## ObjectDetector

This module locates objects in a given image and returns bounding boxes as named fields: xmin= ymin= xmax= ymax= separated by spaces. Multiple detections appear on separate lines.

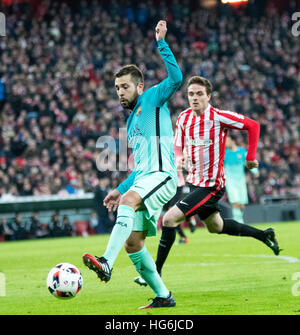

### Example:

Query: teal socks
xmin=103 ymin=205 xmax=135 ymax=269
xmin=103 ymin=205 xmax=170 ymax=299
xmin=129 ymin=246 xmax=169 ymax=298
xmin=232 ymin=207 xmax=245 ymax=224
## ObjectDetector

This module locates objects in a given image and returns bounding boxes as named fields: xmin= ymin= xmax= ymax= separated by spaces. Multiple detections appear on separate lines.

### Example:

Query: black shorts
xmin=176 ymin=184 xmax=225 ymax=220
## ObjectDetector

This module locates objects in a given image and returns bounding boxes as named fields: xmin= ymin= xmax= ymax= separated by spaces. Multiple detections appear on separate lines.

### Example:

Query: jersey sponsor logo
xmin=136 ymin=106 xmax=141 ymax=117
xmin=187 ymin=138 xmax=213 ymax=146
xmin=128 ymin=124 xmax=143 ymax=143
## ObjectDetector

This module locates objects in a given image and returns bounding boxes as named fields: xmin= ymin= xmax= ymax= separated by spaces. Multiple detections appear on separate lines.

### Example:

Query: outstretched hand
xmin=175 ymin=156 xmax=185 ymax=171
xmin=155 ymin=20 xmax=167 ymax=41
xmin=246 ymin=160 xmax=259 ymax=169
xmin=103 ymin=189 xmax=121 ymax=212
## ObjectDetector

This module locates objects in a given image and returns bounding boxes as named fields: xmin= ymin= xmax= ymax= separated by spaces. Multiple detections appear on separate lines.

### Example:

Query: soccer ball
xmin=47 ymin=263 xmax=83 ymax=299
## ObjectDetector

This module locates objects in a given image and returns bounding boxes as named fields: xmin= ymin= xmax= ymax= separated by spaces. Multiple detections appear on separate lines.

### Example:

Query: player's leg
xmin=202 ymin=211 xmax=223 ymax=233
xmin=239 ymin=204 xmax=246 ymax=223
xmin=125 ymin=172 xmax=177 ymax=306
xmin=232 ymin=203 xmax=245 ymax=223
xmin=155 ymin=185 xmax=219 ymax=276
xmin=125 ymin=231 xmax=172 ymax=301
xmin=82 ymin=190 xmax=142 ymax=281
xmin=180 ymin=186 xmax=281 ymax=255
xmin=166 ymin=187 xmax=188 ymax=243
xmin=155 ymin=205 xmax=186 ymax=275
xmin=101 ymin=190 xmax=142 ymax=268
xmin=124 ymin=211 xmax=175 ymax=308
xmin=226 ymin=180 xmax=248 ymax=224
xmin=203 ymin=211 xmax=281 ymax=255
xmin=188 ymin=216 xmax=197 ymax=233
xmin=176 ymin=224 xmax=189 ymax=244
xmin=134 ymin=204 xmax=185 ymax=287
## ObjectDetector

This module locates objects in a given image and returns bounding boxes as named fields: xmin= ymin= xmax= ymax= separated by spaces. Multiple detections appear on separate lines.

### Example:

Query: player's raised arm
xmin=103 ymin=169 xmax=137 ymax=212
xmin=116 ymin=169 xmax=137 ymax=195
xmin=242 ymin=117 xmax=260 ymax=168
xmin=218 ymin=110 xmax=260 ymax=169
xmin=154 ymin=20 xmax=183 ymax=106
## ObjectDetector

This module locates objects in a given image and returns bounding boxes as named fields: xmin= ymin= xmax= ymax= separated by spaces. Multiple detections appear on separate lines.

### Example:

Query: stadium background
xmin=0 ymin=0 xmax=299 ymax=240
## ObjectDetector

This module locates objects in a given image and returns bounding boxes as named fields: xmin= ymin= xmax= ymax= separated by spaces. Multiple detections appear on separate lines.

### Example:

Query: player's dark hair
xmin=187 ymin=76 xmax=213 ymax=96
xmin=115 ymin=64 xmax=144 ymax=85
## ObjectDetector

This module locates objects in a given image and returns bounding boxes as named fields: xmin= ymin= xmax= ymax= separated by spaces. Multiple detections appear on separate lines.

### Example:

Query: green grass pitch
xmin=0 ymin=221 xmax=300 ymax=315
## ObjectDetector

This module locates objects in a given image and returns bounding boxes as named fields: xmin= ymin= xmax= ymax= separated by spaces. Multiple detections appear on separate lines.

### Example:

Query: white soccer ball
xmin=47 ymin=263 xmax=83 ymax=299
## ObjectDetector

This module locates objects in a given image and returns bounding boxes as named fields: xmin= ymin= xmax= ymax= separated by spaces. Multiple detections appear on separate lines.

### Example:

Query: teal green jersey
xmin=224 ymin=147 xmax=247 ymax=182
xmin=117 ymin=38 xmax=182 ymax=194
xmin=225 ymin=147 xmax=251 ymax=204
xmin=224 ymin=147 xmax=258 ymax=182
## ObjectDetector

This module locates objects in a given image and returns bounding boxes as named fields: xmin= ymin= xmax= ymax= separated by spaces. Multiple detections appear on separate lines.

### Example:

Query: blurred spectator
xmin=93 ymin=177 xmax=113 ymax=233
xmin=36 ymin=222 xmax=50 ymax=239
xmin=0 ymin=217 xmax=14 ymax=241
xmin=89 ymin=209 xmax=98 ymax=230
xmin=27 ymin=212 xmax=40 ymax=239
xmin=10 ymin=214 xmax=27 ymax=240
xmin=49 ymin=211 xmax=65 ymax=237
xmin=49 ymin=212 xmax=75 ymax=237
xmin=62 ymin=215 xmax=75 ymax=237
xmin=0 ymin=218 xmax=3 ymax=239
xmin=0 ymin=76 xmax=5 ymax=110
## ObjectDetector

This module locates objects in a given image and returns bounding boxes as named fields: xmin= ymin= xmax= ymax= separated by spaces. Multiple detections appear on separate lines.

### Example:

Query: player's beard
xmin=120 ymin=91 xmax=139 ymax=110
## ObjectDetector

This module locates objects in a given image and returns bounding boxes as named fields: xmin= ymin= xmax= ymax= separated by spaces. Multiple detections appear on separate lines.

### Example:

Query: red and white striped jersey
xmin=174 ymin=103 xmax=254 ymax=188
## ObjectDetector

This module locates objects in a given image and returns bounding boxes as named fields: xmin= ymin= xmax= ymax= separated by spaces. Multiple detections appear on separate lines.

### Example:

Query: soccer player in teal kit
xmin=224 ymin=134 xmax=259 ymax=224
xmin=82 ymin=21 xmax=182 ymax=309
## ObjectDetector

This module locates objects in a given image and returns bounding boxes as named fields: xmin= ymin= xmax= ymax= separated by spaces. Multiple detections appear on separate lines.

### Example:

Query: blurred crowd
xmin=0 ymin=209 xmax=108 ymax=241
xmin=0 ymin=0 xmax=299 ymax=206
xmin=0 ymin=211 xmax=74 ymax=241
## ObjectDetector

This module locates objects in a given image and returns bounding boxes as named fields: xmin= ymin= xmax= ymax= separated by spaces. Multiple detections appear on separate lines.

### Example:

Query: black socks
xmin=155 ymin=220 xmax=266 ymax=277
xmin=221 ymin=219 xmax=266 ymax=242
xmin=155 ymin=226 xmax=177 ymax=275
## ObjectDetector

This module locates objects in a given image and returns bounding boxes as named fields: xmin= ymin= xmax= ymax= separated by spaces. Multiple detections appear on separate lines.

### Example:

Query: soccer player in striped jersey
xmin=83 ymin=21 xmax=182 ymax=309
xmin=135 ymin=76 xmax=281 ymax=286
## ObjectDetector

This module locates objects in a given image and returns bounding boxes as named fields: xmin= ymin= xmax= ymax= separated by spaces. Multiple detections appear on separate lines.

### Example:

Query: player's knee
xmin=205 ymin=219 xmax=223 ymax=234
xmin=124 ymin=240 xmax=143 ymax=254
xmin=162 ymin=213 xmax=178 ymax=228
xmin=120 ymin=191 xmax=141 ymax=211
xmin=207 ymin=224 xmax=221 ymax=234
xmin=204 ymin=212 xmax=223 ymax=234
xmin=163 ymin=206 xmax=185 ymax=228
